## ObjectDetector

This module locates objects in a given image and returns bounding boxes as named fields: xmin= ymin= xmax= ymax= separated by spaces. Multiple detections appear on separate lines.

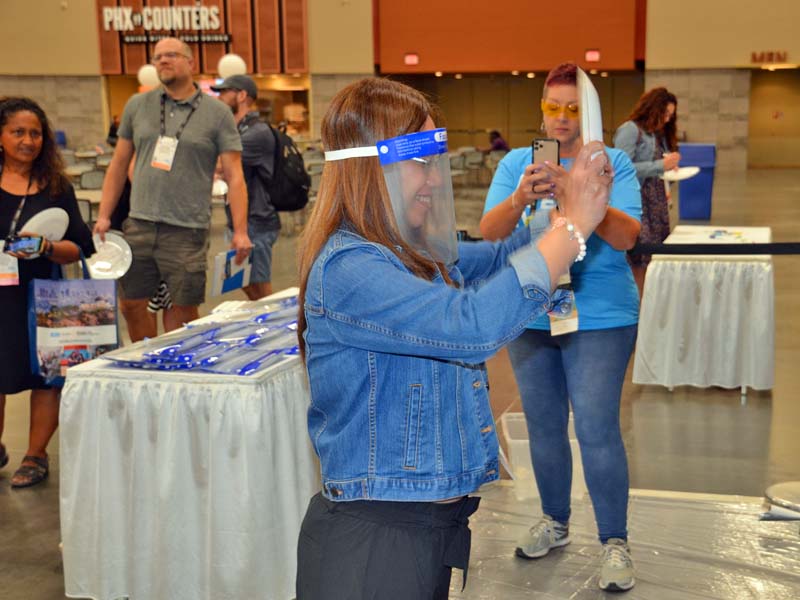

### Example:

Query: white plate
xmin=18 ymin=208 xmax=69 ymax=241
xmin=87 ymin=232 xmax=132 ymax=279
xmin=578 ymin=68 xmax=603 ymax=146
xmin=662 ymin=166 xmax=700 ymax=182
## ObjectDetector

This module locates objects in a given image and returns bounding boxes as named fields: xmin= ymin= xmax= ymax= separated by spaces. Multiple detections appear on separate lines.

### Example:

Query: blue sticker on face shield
xmin=376 ymin=128 xmax=448 ymax=166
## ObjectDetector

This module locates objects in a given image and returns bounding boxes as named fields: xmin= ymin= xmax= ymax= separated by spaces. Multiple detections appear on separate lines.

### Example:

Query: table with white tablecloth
xmin=59 ymin=355 xmax=319 ymax=600
xmin=633 ymin=225 xmax=774 ymax=391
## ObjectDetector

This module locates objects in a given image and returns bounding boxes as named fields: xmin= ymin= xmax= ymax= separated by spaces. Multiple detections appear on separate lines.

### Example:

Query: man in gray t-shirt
xmin=95 ymin=37 xmax=252 ymax=342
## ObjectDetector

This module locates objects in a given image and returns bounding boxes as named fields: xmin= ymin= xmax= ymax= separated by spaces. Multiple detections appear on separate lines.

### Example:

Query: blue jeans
xmin=507 ymin=325 xmax=637 ymax=543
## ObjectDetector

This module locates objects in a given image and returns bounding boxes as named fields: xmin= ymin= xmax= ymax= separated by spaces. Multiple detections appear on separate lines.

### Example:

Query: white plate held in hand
xmin=87 ymin=232 xmax=132 ymax=279
xmin=662 ymin=166 xmax=700 ymax=182
xmin=18 ymin=208 xmax=69 ymax=241
xmin=577 ymin=68 xmax=603 ymax=149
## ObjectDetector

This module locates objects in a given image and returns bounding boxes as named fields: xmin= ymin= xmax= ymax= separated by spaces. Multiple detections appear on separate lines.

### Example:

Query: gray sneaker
xmin=598 ymin=538 xmax=635 ymax=592
xmin=515 ymin=515 xmax=570 ymax=559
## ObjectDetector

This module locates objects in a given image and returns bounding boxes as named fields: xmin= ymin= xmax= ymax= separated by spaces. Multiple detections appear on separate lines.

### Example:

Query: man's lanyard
xmin=160 ymin=90 xmax=202 ymax=140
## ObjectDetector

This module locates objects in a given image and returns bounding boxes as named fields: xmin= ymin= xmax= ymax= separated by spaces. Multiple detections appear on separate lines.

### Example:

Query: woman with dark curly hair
xmin=614 ymin=87 xmax=680 ymax=293
xmin=0 ymin=97 xmax=94 ymax=488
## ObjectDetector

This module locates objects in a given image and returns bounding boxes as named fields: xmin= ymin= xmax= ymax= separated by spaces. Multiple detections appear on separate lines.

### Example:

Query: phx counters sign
xmin=101 ymin=5 xmax=229 ymax=43
xmin=96 ymin=0 xmax=308 ymax=76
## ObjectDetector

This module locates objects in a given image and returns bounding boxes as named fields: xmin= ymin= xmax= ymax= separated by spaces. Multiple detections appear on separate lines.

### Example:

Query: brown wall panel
xmin=378 ymin=0 xmax=637 ymax=73
xmin=172 ymin=0 xmax=202 ymax=74
xmin=200 ymin=0 xmax=227 ymax=74
xmin=225 ymin=0 xmax=254 ymax=72
xmin=254 ymin=0 xmax=281 ymax=73
xmin=97 ymin=0 xmax=123 ymax=74
xmin=146 ymin=0 xmax=171 ymax=66
xmin=635 ymin=0 xmax=646 ymax=61
xmin=121 ymin=0 xmax=147 ymax=74
xmin=282 ymin=0 xmax=308 ymax=73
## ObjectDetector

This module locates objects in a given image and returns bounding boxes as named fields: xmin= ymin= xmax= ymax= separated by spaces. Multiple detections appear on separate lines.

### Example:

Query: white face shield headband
xmin=324 ymin=128 xmax=458 ymax=266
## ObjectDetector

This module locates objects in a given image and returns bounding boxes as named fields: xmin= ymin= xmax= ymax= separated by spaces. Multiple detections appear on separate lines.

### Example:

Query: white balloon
xmin=218 ymin=54 xmax=247 ymax=78
xmin=137 ymin=64 xmax=159 ymax=88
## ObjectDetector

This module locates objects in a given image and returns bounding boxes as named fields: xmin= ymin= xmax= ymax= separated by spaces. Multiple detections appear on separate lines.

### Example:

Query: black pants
xmin=296 ymin=493 xmax=480 ymax=600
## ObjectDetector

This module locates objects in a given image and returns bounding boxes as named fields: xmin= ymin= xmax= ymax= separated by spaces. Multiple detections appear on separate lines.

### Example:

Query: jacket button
xmin=481 ymin=425 xmax=493 ymax=434
xmin=328 ymin=486 xmax=341 ymax=497
xmin=472 ymin=381 xmax=482 ymax=389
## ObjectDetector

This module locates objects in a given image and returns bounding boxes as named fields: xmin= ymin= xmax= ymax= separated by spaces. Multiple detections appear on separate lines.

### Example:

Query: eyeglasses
xmin=541 ymin=100 xmax=580 ymax=119
xmin=151 ymin=51 xmax=191 ymax=64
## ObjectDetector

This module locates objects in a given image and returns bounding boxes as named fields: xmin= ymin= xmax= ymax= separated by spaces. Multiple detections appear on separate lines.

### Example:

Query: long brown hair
xmin=0 ymin=97 xmax=69 ymax=195
xmin=297 ymin=77 xmax=452 ymax=359
xmin=628 ymin=87 xmax=678 ymax=152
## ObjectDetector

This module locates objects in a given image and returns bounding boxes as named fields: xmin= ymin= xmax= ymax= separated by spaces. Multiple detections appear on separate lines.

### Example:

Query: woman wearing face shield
xmin=295 ymin=77 xmax=613 ymax=600
xmin=480 ymin=63 xmax=642 ymax=592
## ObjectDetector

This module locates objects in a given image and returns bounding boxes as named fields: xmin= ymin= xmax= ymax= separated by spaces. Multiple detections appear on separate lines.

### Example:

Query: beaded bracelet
xmin=551 ymin=217 xmax=587 ymax=262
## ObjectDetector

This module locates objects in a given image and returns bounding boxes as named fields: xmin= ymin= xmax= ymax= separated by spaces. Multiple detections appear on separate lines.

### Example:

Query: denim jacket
xmin=303 ymin=225 xmax=558 ymax=502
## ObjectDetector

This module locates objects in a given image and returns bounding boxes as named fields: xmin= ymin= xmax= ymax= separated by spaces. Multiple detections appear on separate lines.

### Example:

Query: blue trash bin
xmin=677 ymin=143 xmax=715 ymax=220
xmin=55 ymin=129 xmax=67 ymax=148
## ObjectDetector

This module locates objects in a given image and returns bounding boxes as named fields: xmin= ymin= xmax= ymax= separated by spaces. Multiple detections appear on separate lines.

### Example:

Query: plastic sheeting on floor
xmin=451 ymin=483 xmax=800 ymax=599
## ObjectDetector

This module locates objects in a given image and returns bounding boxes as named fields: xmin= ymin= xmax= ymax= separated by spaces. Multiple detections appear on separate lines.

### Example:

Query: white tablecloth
xmin=633 ymin=226 xmax=774 ymax=390
xmin=60 ymin=357 xmax=319 ymax=600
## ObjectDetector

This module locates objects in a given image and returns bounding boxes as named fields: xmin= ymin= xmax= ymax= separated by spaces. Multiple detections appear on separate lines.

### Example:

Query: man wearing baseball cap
xmin=213 ymin=75 xmax=280 ymax=299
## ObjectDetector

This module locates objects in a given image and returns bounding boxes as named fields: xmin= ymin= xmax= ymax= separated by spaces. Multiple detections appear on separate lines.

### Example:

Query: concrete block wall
xmin=309 ymin=73 xmax=373 ymax=140
xmin=645 ymin=69 xmax=751 ymax=172
xmin=0 ymin=75 xmax=106 ymax=150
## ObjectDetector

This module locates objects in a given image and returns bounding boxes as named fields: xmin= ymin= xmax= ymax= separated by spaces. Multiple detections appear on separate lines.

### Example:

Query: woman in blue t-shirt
xmin=480 ymin=63 xmax=642 ymax=593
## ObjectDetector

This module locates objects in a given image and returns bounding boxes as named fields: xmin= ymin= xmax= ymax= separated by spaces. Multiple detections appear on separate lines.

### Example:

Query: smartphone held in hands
xmin=532 ymin=138 xmax=560 ymax=166
xmin=532 ymin=139 xmax=560 ymax=210
xmin=5 ymin=236 xmax=44 ymax=255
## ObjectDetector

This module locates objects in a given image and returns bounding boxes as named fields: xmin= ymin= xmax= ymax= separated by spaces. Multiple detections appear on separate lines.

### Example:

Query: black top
xmin=0 ymin=183 xmax=95 ymax=393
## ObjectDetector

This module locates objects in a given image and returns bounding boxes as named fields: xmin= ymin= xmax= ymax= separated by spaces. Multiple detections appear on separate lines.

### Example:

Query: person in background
xmin=613 ymin=87 xmax=680 ymax=295
xmin=106 ymin=114 xmax=120 ymax=147
xmin=480 ymin=62 xmax=642 ymax=592
xmin=213 ymin=74 xmax=279 ymax=300
xmin=295 ymin=76 xmax=613 ymax=599
xmin=0 ymin=97 xmax=94 ymax=488
xmin=94 ymin=37 xmax=252 ymax=342
xmin=482 ymin=129 xmax=510 ymax=153
xmin=109 ymin=156 xmax=173 ymax=336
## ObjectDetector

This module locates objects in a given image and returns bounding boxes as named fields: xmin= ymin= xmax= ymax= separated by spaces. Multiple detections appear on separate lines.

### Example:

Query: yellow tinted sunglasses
xmin=541 ymin=100 xmax=580 ymax=119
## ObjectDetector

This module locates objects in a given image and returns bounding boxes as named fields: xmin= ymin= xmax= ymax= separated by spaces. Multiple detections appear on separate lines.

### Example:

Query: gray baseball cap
xmin=211 ymin=74 xmax=258 ymax=99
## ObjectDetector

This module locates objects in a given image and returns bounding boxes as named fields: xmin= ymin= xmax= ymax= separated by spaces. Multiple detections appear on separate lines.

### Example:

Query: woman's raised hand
xmin=558 ymin=141 xmax=613 ymax=236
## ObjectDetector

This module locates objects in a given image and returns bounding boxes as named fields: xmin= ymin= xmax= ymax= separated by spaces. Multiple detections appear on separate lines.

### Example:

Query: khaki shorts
xmin=119 ymin=218 xmax=209 ymax=307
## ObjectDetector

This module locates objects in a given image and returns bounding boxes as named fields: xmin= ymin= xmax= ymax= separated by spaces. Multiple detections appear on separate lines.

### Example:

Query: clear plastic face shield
xmin=325 ymin=128 xmax=458 ymax=266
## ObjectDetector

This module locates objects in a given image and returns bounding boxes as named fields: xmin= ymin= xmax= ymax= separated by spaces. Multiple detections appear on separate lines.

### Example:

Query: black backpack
xmin=267 ymin=124 xmax=311 ymax=212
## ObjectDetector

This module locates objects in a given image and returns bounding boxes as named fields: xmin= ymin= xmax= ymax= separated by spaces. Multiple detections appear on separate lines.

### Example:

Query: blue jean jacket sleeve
xmin=456 ymin=226 xmax=531 ymax=287
xmin=613 ymin=121 xmax=664 ymax=181
xmin=314 ymin=241 xmax=552 ymax=364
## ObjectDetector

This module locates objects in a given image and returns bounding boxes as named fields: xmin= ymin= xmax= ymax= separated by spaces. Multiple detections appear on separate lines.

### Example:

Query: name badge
xmin=151 ymin=136 xmax=179 ymax=171
xmin=549 ymin=272 xmax=578 ymax=336
xmin=0 ymin=242 xmax=20 ymax=286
